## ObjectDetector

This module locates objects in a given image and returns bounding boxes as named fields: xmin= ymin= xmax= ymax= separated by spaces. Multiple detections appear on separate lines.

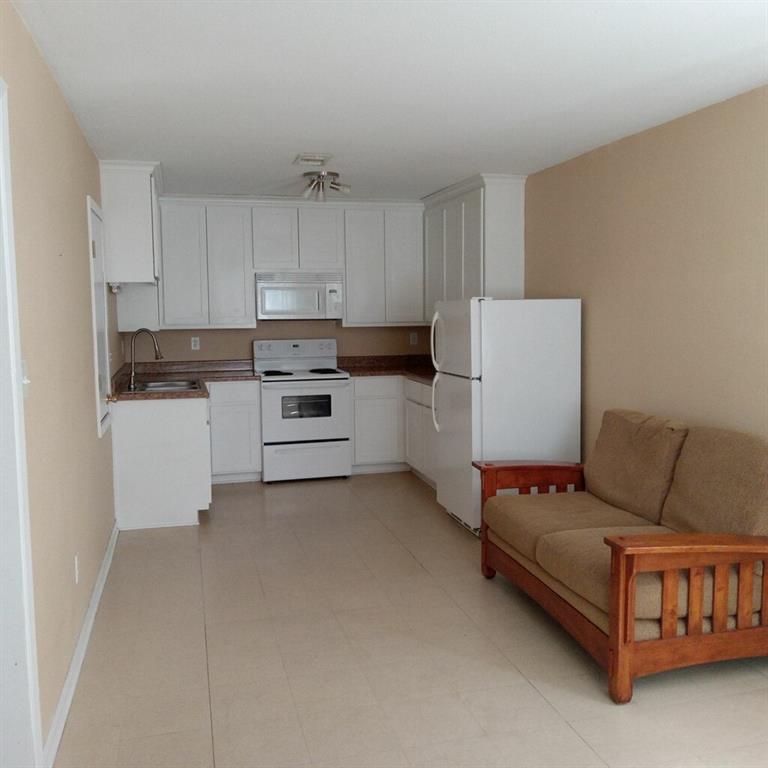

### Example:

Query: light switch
xmin=191 ymin=336 xmax=200 ymax=351
xmin=409 ymin=332 xmax=418 ymax=346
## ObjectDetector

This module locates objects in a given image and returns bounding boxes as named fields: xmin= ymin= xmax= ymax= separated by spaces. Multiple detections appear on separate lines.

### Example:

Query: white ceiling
xmin=14 ymin=0 xmax=768 ymax=200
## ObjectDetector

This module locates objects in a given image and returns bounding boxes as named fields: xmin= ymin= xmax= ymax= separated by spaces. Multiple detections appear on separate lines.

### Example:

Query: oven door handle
xmin=260 ymin=380 xmax=351 ymax=390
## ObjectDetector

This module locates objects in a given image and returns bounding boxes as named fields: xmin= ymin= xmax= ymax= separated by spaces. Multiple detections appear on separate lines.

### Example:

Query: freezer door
xmin=432 ymin=300 xmax=481 ymax=378
xmin=480 ymin=299 xmax=581 ymax=462
xmin=435 ymin=373 xmax=482 ymax=530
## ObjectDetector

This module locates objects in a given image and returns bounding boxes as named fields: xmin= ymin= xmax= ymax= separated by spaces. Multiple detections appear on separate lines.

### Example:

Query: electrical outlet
xmin=409 ymin=332 xmax=418 ymax=346
xmin=191 ymin=336 xmax=200 ymax=351
xmin=74 ymin=554 xmax=79 ymax=585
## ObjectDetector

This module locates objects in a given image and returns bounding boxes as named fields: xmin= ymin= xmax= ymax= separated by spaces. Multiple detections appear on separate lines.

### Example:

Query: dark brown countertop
xmin=112 ymin=360 xmax=259 ymax=401
xmin=112 ymin=356 xmax=434 ymax=400
xmin=340 ymin=355 xmax=434 ymax=384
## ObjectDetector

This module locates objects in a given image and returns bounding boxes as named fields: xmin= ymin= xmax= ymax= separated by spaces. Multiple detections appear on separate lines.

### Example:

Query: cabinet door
xmin=461 ymin=188 xmax=483 ymax=299
xmin=424 ymin=206 xmax=445 ymax=320
xmin=405 ymin=399 xmax=424 ymax=473
xmin=160 ymin=202 xmax=209 ymax=327
xmin=385 ymin=209 xmax=424 ymax=323
xmin=443 ymin=199 xmax=463 ymax=302
xmin=100 ymin=164 xmax=156 ymax=283
xmin=252 ymin=206 xmax=299 ymax=270
xmin=420 ymin=403 xmax=437 ymax=482
xmin=345 ymin=209 xmax=385 ymax=324
xmin=354 ymin=397 xmax=404 ymax=464
xmin=210 ymin=403 xmax=262 ymax=475
xmin=298 ymin=208 xmax=345 ymax=269
xmin=207 ymin=205 xmax=256 ymax=327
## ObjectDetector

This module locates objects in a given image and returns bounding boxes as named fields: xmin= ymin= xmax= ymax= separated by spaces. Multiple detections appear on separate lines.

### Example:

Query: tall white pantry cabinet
xmin=422 ymin=174 xmax=526 ymax=317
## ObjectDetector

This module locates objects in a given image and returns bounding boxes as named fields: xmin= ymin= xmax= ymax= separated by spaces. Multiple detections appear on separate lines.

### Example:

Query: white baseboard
xmin=42 ymin=523 xmax=118 ymax=768
xmin=212 ymin=471 xmax=261 ymax=485
xmin=352 ymin=462 xmax=411 ymax=475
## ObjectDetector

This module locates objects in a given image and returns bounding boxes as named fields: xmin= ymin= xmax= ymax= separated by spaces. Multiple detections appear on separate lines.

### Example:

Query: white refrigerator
xmin=430 ymin=298 xmax=582 ymax=531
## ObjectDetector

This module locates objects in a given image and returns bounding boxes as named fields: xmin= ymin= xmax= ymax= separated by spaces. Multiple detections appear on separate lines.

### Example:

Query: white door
xmin=345 ymin=209 xmax=385 ymax=324
xmin=206 ymin=205 xmax=256 ymax=327
xmin=432 ymin=299 xmax=481 ymax=378
xmin=461 ymin=188 xmax=483 ymax=299
xmin=443 ymin=199 xmax=463 ymax=301
xmin=252 ymin=206 xmax=299 ymax=270
xmin=480 ymin=299 xmax=582 ymax=462
xmin=299 ymin=208 xmax=345 ymax=269
xmin=0 ymin=78 xmax=42 ymax=767
xmin=160 ymin=201 xmax=209 ymax=327
xmin=423 ymin=206 xmax=444 ymax=320
xmin=385 ymin=208 xmax=423 ymax=323
xmin=87 ymin=199 xmax=111 ymax=435
xmin=434 ymin=373 xmax=481 ymax=529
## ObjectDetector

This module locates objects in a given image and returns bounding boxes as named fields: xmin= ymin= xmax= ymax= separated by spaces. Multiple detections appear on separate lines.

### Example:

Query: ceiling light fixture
xmin=302 ymin=171 xmax=350 ymax=202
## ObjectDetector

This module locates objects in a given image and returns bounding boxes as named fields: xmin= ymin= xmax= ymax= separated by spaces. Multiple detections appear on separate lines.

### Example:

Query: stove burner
xmin=262 ymin=370 xmax=292 ymax=376
xmin=309 ymin=368 xmax=339 ymax=374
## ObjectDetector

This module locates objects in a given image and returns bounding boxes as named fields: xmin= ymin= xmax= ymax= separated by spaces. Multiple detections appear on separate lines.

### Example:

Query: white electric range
xmin=254 ymin=339 xmax=352 ymax=481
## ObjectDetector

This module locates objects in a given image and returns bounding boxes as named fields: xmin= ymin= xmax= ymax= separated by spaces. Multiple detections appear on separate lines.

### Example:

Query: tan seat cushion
xmin=488 ymin=531 xmax=761 ymax=640
xmin=483 ymin=491 xmax=651 ymax=561
xmin=584 ymin=410 xmax=689 ymax=523
xmin=661 ymin=426 xmax=768 ymax=536
xmin=535 ymin=526 xmax=764 ymax=619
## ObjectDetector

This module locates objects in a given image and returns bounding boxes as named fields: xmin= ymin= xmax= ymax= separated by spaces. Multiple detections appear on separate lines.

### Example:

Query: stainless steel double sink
xmin=131 ymin=380 xmax=202 ymax=393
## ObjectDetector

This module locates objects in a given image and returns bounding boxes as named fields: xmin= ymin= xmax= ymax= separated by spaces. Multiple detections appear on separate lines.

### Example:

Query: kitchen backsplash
xmin=121 ymin=322 xmax=429 ymax=363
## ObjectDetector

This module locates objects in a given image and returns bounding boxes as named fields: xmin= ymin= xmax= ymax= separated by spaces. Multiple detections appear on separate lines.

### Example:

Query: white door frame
xmin=0 ymin=78 xmax=43 ymax=766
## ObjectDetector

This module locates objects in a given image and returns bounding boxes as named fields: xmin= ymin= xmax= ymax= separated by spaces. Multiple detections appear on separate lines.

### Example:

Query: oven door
xmin=257 ymin=281 xmax=326 ymax=320
xmin=261 ymin=380 xmax=352 ymax=443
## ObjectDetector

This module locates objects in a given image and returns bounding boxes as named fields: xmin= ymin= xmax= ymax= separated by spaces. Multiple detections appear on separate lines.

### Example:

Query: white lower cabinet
xmin=207 ymin=381 xmax=262 ymax=482
xmin=404 ymin=379 xmax=437 ymax=484
xmin=111 ymin=398 xmax=211 ymax=529
xmin=353 ymin=376 xmax=405 ymax=467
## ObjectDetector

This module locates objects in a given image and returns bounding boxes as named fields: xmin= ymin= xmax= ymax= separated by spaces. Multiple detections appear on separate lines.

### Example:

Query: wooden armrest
xmin=605 ymin=533 xmax=768 ymax=557
xmin=472 ymin=461 xmax=584 ymax=506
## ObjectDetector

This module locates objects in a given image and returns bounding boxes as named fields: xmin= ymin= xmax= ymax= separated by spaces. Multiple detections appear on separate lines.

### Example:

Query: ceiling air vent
xmin=293 ymin=153 xmax=333 ymax=167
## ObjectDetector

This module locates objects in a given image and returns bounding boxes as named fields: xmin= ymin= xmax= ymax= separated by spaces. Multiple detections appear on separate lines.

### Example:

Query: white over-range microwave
xmin=256 ymin=273 xmax=344 ymax=321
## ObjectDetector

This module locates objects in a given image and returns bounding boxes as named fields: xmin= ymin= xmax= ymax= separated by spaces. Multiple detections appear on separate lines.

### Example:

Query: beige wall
xmin=526 ymin=86 xmax=768 ymax=455
xmin=124 ymin=322 xmax=429 ymax=362
xmin=1 ymin=3 xmax=117 ymax=737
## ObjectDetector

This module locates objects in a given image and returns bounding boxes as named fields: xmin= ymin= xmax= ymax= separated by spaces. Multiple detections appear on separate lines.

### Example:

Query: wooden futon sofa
xmin=475 ymin=409 xmax=768 ymax=702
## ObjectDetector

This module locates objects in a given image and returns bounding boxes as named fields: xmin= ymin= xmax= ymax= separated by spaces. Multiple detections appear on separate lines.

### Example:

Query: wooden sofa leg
xmin=481 ymin=523 xmax=496 ymax=579
xmin=608 ymin=649 xmax=633 ymax=703
xmin=482 ymin=562 xmax=496 ymax=579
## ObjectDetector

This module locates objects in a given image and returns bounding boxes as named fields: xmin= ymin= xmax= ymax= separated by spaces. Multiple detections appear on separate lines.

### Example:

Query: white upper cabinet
xmin=345 ymin=209 xmax=386 ymax=324
xmin=298 ymin=208 xmax=345 ymax=269
xmin=206 ymin=205 xmax=255 ymax=327
xmin=252 ymin=206 xmax=299 ymax=270
xmin=424 ymin=206 xmax=445 ymax=319
xmin=344 ymin=204 xmax=425 ymax=327
xmin=443 ymin=198 xmax=463 ymax=302
xmin=460 ymin=188 xmax=483 ymax=300
xmin=100 ymin=161 xmax=160 ymax=283
xmin=385 ymin=208 xmax=424 ymax=323
xmin=422 ymin=174 xmax=526 ymax=320
xmin=160 ymin=201 xmax=209 ymax=327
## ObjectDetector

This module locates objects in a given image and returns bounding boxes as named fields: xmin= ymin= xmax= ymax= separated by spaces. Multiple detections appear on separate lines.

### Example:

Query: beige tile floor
xmin=56 ymin=473 xmax=768 ymax=768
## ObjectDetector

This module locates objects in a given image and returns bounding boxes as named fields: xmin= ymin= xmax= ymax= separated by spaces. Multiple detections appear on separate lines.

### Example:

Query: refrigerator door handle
xmin=431 ymin=372 xmax=441 ymax=433
xmin=430 ymin=310 xmax=440 ymax=371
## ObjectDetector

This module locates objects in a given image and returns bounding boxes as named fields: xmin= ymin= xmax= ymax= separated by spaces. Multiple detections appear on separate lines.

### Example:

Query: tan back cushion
xmin=584 ymin=410 xmax=689 ymax=523
xmin=661 ymin=426 xmax=768 ymax=535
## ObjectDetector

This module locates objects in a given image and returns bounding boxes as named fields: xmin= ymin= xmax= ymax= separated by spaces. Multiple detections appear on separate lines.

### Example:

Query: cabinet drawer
xmin=207 ymin=380 xmax=260 ymax=405
xmin=353 ymin=376 xmax=403 ymax=399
